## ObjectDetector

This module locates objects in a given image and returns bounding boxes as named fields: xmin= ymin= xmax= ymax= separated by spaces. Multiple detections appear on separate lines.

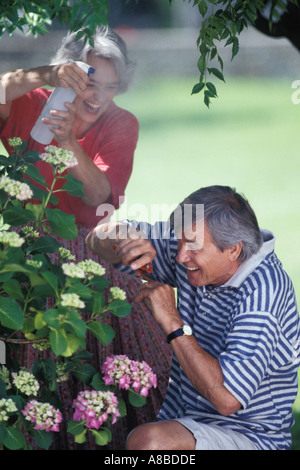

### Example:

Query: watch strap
xmin=166 ymin=328 xmax=183 ymax=344
xmin=167 ymin=325 xmax=192 ymax=344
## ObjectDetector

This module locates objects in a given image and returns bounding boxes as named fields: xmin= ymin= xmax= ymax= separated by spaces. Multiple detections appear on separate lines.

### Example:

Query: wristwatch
xmin=167 ymin=324 xmax=193 ymax=344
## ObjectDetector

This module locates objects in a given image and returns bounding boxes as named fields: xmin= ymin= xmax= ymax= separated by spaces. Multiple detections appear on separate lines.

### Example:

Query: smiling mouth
xmin=84 ymin=101 xmax=101 ymax=113
xmin=186 ymin=266 xmax=199 ymax=272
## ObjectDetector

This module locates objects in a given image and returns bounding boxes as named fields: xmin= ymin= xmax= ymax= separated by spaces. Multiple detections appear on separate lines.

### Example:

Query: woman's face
xmin=74 ymin=55 xmax=119 ymax=126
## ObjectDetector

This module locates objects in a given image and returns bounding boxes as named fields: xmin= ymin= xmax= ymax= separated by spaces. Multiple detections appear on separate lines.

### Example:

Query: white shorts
xmin=175 ymin=418 xmax=259 ymax=450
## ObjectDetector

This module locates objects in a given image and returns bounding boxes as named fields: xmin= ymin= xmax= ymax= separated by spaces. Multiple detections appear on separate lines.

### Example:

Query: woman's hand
xmin=42 ymin=102 xmax=76 ymax=147
xmin=47 ymin=62 xmax=89 ymax=95
xmin=41 ymin=62 xmax=90 ymax=146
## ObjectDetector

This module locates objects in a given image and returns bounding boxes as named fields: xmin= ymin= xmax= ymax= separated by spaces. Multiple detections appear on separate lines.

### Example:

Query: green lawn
xmin=1 ymin=75 xmax=300 ymax=448
xmin=116 ymin=76 xmax=300 ymax=449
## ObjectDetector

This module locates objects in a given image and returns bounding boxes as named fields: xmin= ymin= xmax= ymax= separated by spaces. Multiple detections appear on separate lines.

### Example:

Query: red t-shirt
xmin=0 ymin=88 xmax=139 ymax=227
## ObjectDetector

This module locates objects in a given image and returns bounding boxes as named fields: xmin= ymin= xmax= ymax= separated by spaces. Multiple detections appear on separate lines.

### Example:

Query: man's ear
xmin=228 ymin=241 xmax=243 ymax=262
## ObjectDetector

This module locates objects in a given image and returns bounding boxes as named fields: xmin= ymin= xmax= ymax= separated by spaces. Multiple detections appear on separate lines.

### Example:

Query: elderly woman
xmin=0 ymin=26 xmax=172 ymax=449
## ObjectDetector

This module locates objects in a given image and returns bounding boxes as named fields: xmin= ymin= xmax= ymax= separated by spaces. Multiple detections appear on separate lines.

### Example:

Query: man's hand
xmin=135 ymin=281 xmax=182 ymax=334
xmin=116 ymin=235 xmax=156 ymax=272
xmin=86 ymin=222 xmax=156 ymax=268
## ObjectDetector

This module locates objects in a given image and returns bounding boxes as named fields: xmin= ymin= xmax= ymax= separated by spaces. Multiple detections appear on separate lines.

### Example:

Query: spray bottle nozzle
xmin=87 ymin=66 xmax=95 ymax=78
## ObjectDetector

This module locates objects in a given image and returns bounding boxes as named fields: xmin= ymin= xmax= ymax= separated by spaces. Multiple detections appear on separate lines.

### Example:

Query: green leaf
xmin=92 ymin=428 xmax=111 ymax=446
xmin=45 ymin=207 xmax=78 ymax=239
xmin=91 ymin=372 xmax=108 ymax=391
xmin=0 ymin=379 xmax=7 ymax=399
xmin=231 ymin=37 xmax=239 ymax=60
xmin=107 ymin=299 xmax=132 ymax=318
xmin=67 ymin=419 xmax=86 ymax=436
xmin=198 ymin=0 xmax=208 ymax=17
xmin=197 ymin=55 xmax=206 ymax=73
xmin=27 ymin=235 xmax=60 ymax=254
xmin=0 ymin=422 xmax=8 ymax=443
xmin=3 ymin=206 xmax=36 ymax=226
xmin=34 ymin=311 xmax=46 ymax=330
xmin=21 ymin=317 xmax=34 ymax=336
xmin=44 ymin=308 xmax=60 ymax=329
xmin=49 ymin=328 xmax=68 ymax=356
xmin=71 ymin=363 xmax=96 ymax=385
xmin=207 ymin=67 xmax=225 ymax=82
xmin=87 ymin=321 xmax=115 ymax=345
xmin=3 ymin=426 xmax=26 ymax=450
xmin=2 ymin=279 xmax=24 ymax=301
xmin=66 ymin=281 xmax=92 ymax=299
xmin=8 ymin=394 xmax=24 ymax=411
xmin=31 ymin=429 xmax=53 ymax=450
xmin=128 ymin=389 xmax=146 ymax=408
xmin=0 ymin=155 xmax=11 ymax=168
xmin=191 ymin=82 xmax=205 ymax=95
xmin=25 ymin=202 xmax=44 ymax=220
xmin=88 ymin=275 xmax=109 ymax=290
xmin=0 ymin=297 xmax=24 ymax=330
xmin=117 ymin=397 xmax=127 ymax=417
xmin=26 ymin=183 xmax=59 ymax=206
xmin=206 ymin=82 xmax=217 ymax=97
xmin=0 ymin=262 xmax=33 ymax=275
xmin=60 ymin=174 xmax=85 ymax=197
xmin=32 ymin=358 xmax=57 ymax=382
xmin=204 ymin=90 xmax=211 ymax=107
xmin=75 ymin=429 xmax=87 ymax=443
xmin=63 ymin=333 xmax=83 ymax=357
xmin=63 ymin=310 xmax=86 ymax=339
xmin=41 ymin=270 xmax=58 ymax=293
xmin=25 ymin=165 xmax=47 ymax=186
xmin=22 ymin=150 xmax=41 ymax=164
xmin=225 ymin=36 xmax=239 ymax=60
xmin=91 ymin=290 xmax=106 ymax=316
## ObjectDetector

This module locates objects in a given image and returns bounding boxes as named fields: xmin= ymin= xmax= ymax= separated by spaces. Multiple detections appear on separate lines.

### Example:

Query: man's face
xmin=176 ymin=221 xmax=241 ymax=287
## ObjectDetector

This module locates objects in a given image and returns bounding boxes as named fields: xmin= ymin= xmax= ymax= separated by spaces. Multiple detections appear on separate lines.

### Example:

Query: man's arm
xmin=135 ymin=281 xmax=242 ymax=416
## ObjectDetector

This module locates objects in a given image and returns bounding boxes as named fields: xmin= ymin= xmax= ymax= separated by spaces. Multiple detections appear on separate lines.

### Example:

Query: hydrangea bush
xmin=0 ymin=139 xmax=157 ymax=450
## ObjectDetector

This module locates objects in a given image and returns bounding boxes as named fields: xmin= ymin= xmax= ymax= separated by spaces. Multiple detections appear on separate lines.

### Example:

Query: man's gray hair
xmin=51 ymin=25 xmax=135 ymax=94
xmin=172 ymin=185 xmax=263 ymax=261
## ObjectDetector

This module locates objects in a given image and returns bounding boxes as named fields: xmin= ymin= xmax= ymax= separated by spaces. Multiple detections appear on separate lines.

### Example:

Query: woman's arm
xmin=0 ymin=63 xmax=107 ymax=206
xmin=50 ymin=116 xmax=112 ymax=206
xmin=0 ymin=63 xmax=88 ymax=121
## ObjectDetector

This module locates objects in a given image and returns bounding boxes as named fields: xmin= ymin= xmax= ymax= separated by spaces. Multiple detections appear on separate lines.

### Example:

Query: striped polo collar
xmin=222 ymin=229 xmax=276 ymax=289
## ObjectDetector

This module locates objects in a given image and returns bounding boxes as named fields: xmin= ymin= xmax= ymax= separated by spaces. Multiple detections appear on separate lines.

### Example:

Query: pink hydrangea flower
xmin=102 ymin=355 xmax=157 ymax=397
xmin=22 ymin=400 xmax=62 ymax=432
xmin=102 ymin=355 xmax=132 ymax=390
xmin=72 ymin=390 xmax=120 ymax=429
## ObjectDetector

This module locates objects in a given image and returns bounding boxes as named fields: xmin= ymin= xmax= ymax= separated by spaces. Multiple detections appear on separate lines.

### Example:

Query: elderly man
xmin=86 ymin=185 xmax=300 ymax=450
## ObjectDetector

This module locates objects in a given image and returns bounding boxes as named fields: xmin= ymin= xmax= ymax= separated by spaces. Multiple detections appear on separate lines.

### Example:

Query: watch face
xmin=183 ymin=325 xmax=192 ymax=336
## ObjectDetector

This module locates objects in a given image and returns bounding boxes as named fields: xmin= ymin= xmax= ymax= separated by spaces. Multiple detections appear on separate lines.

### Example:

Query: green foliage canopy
xmin=0 ymin=0 xmax=108 ymax=41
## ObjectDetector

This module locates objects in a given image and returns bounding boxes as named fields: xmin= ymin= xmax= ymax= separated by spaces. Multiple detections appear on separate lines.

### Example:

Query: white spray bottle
xmin=30 ymin=61 xmax=95 ymax=145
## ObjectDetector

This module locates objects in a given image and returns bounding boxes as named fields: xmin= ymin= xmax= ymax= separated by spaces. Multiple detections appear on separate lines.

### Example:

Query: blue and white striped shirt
xmin=118 ymin=222 xmax=300 ymax=450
